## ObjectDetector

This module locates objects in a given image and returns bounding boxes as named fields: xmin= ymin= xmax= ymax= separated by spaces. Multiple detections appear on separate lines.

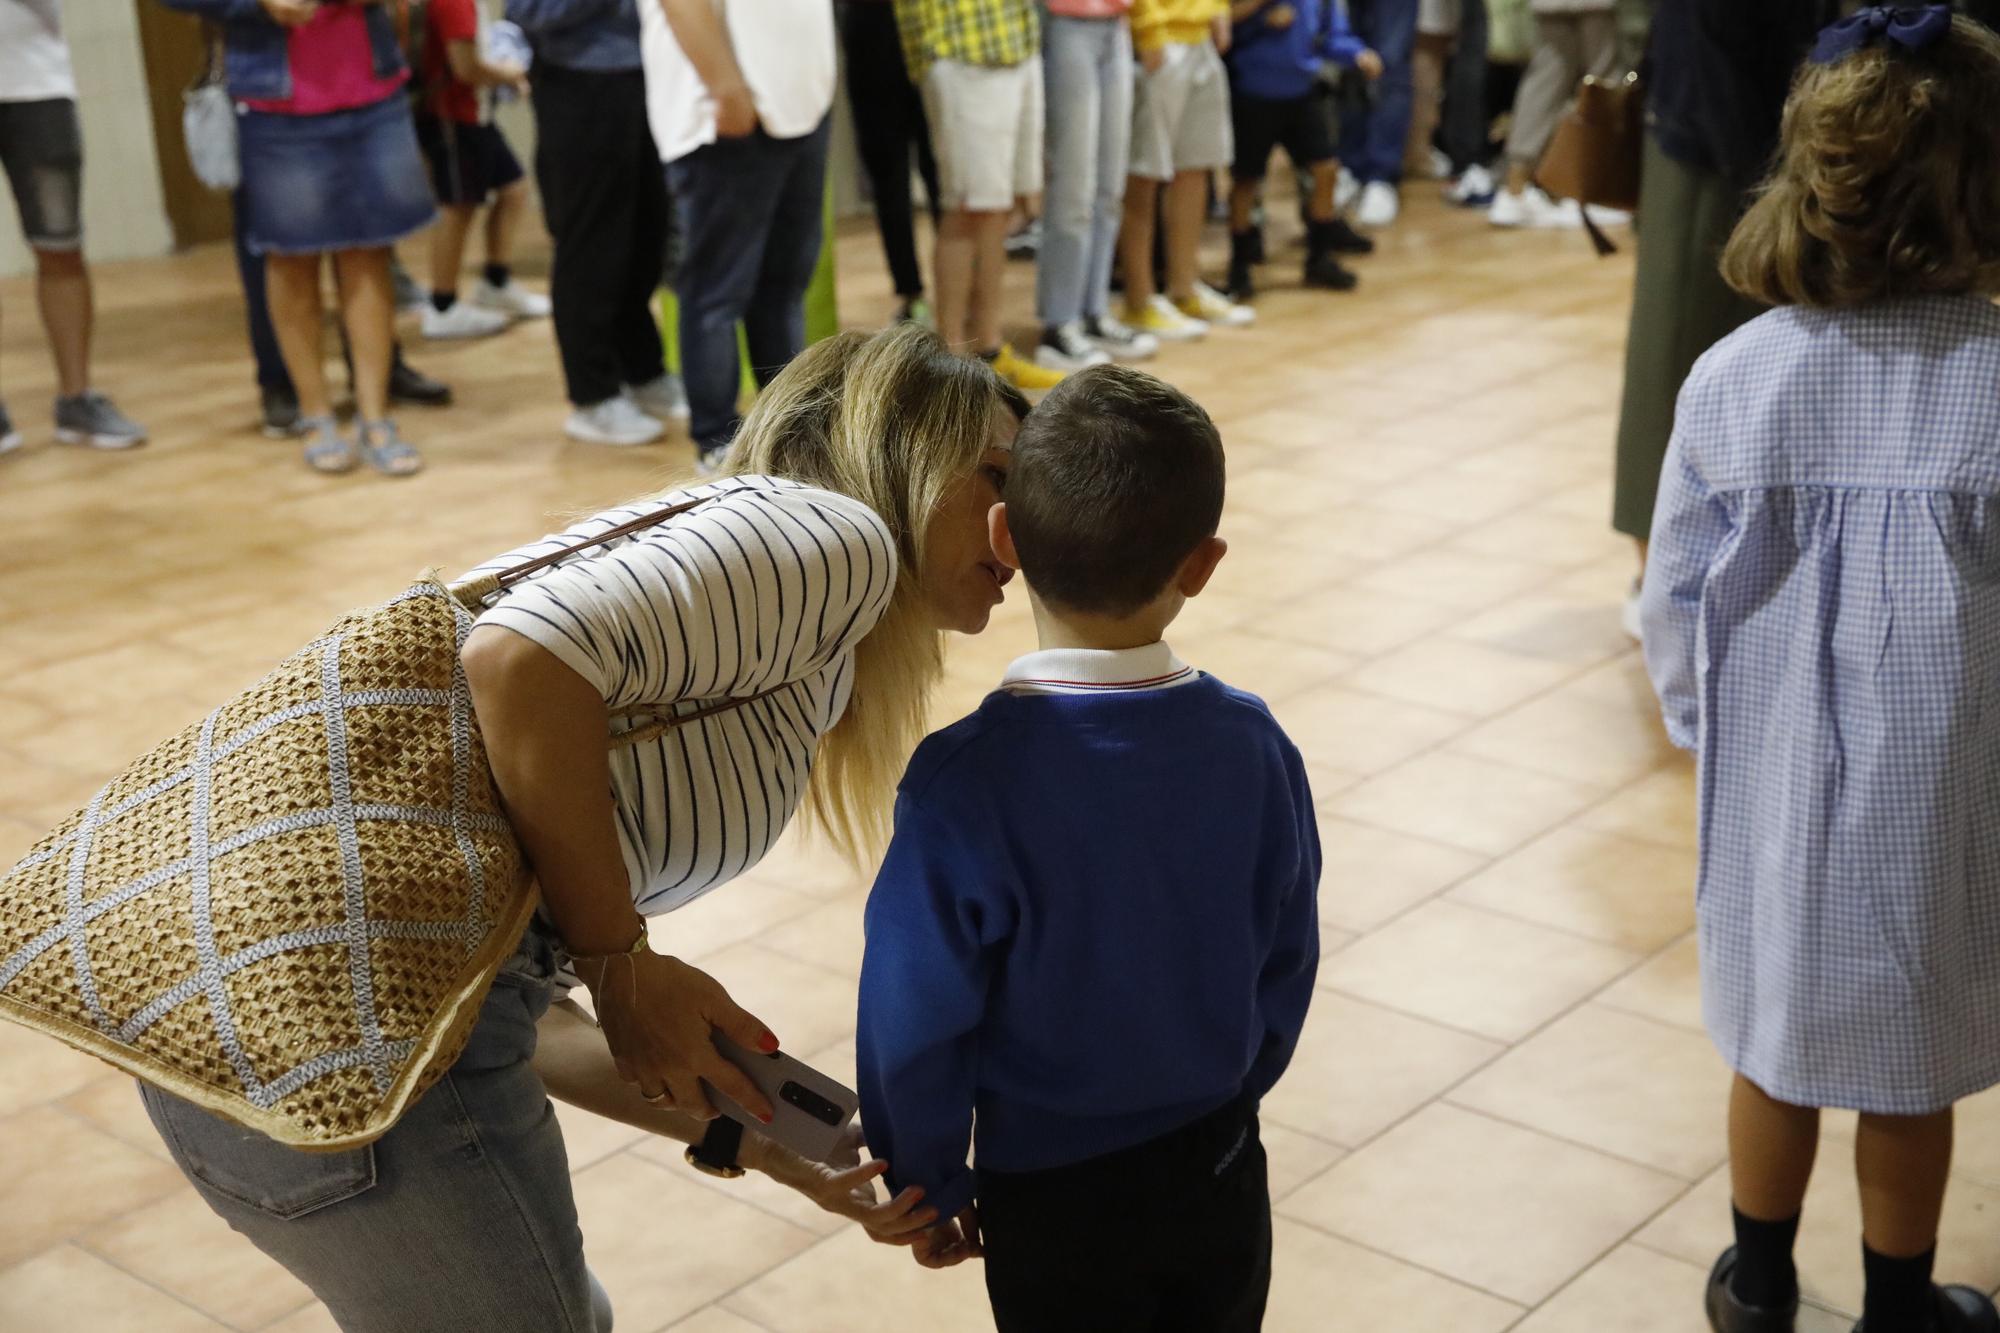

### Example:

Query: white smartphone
xmin=702 ymin=1033 xmax=860 ymax=1165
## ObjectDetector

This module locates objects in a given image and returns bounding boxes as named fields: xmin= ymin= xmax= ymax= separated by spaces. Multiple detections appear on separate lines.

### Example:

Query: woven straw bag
xmin=0 ymin=497 xmax=746 ymax=1150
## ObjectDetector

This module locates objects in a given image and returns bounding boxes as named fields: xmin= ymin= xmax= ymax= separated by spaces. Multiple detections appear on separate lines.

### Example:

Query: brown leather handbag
xmin=1535 ymin=70 xmax=1645 ymax=256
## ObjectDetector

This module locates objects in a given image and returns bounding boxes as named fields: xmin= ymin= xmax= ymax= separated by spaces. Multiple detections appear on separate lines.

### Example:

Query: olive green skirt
xmin=1611 ymin=135 xmax=1764 ymax=540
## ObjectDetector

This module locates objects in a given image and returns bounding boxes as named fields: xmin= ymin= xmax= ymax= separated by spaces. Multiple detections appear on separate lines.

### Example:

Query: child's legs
xmin=933 ymin=208 xmax=981 ymax=350
xmin=430 ymin=204 xmax=477 ymax=298
xmin=1306 ymin=161 xmax=1341 ymax=223
xmin=264 ymin=252 xmax=331 ymax=419
xmin=923 ymin=60 xmax=1028 ymax=350
xmin=1857 ymin=1106 xmax=1954 ymax=1258
xmin=1730 ymin=1073 xmax=1820 ymax=1223
xmin=980 ymin=1162 xmax=1166 ymax=1332
xmin=331 ymin=247 xmax=395 ymax=422
xmin=485 ymin=181 xmax=529 ymax=271
xmin=1037 ymin=16 xmax=1103 ymax=328
xmin=1228 ymin=176 xmax=1259 ymax=234
xmin=1163 ymin=169 xmax=1207 ymax=304
xmin=968 ymin=208 xmax=1011 ymax=353
xmin=1119 ymin=175 xmax=1164 ymax=309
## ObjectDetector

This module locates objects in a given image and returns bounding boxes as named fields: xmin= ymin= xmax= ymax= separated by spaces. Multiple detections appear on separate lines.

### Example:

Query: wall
xmin=0 ymin=2 xmax=174 ymax=278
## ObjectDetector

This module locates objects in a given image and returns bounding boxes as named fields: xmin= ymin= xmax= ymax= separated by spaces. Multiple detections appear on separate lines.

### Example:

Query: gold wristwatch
xmin=685 ymin=1115 xmax=747 ymax=1179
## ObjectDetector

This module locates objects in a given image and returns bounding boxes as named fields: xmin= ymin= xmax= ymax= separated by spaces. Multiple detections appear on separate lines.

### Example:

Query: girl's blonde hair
xmin=1721 ymin=14 xmax=2000 ymax=308
xmin=677 ymin=324 xmax=1014 ymax=860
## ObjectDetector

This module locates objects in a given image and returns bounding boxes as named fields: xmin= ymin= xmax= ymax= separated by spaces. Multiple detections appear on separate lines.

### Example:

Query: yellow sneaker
xmin=1178 ymin=282 xmax=1256 ymax=329
xmin=1123 ymin=294 xmax=1208 ymax=342
xmin=989 ymin=342 xmax=1068 ymax=392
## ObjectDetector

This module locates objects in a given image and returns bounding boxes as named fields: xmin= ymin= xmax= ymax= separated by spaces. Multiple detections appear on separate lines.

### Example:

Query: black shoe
xmin=1228 ymin=228 xmax=1259 ymax=303
xmin=1707 ymin=1248 xmax=1798 ymax=1333
xmin=389 ymin=354 xmax=453 ymax=407
xmin=1304 ymin=252 xmax=1359 ymax=291
xmin=1244 ymin=221 xmax=1267 ymax=265
xmin=259 ymin=385 xmax=306 ymax=439
xmin=1310 ymin=216 xmax=1376 ymax=256
xmin=1853 ymin=1285 xmax=2000 ymax=1333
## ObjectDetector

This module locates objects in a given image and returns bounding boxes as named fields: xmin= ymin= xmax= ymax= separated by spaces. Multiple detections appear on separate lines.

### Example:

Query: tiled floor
xmin=8 ymin=191 xmax=2000 ymax=1332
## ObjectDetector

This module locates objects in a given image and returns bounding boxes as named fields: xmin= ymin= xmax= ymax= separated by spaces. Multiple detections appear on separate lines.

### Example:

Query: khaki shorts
xmin=921 ymin=58 xmax=1044 ymax=212
xmin=1129 ymin=40 xmax=1233 ymax=182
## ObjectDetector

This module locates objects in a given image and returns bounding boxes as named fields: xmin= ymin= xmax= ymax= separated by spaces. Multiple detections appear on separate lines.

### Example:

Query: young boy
xmin=895 ymin=0 xmax=1067 ymax=392
xmin=1119 ymin=0 xmax=1255 ymax=340
xmin=1225 ymin=0 xmax=1382 ymax=300
xmin=857 ymin=365 xmax=1321 ymax=1330
xmin=414 ymin=0 xmax=552 ymax=340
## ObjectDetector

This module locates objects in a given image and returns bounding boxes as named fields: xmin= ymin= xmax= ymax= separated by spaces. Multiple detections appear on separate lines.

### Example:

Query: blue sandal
xmin=301 ymin=416 xmax=358 ymax=475
xmin=360 ymin=419 xmax=424 ymax=477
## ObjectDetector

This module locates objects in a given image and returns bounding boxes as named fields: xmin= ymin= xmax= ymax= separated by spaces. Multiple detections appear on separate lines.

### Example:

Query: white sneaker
xmin=565 ymin=395 xmax=664 ymax=446
xmin=1036 ymin=321 xmax=1114 ymax=372
xmin=1084 ymin=313 xmax=1158 ymax=362
xmin=1180 ymin=282 xmax=1254 ymax=329
xmin=1356 ymin=181 xmax=1400 ymax=229
xmin=1488 ymin=188 xmax=1534 ymax=227
xmin=696 ymin=443 xmax=731 ymax=477
xmin=1622 ymin=579 xmax=1644 ymax=643
xmin=1425 ymin=147 xmax=1454 ymax=180
xmin=475 ymin=279 xmax=552 ymax=320
xmin=625 ymin=373 xmax=691 ymax=422
xmin=422 ymin=300 xmax=512 ymax=340
xmin=1335 ymin=167 xmax=1360 ymax=213
xmin=1124 ymin=294 xmax=1209 ymax=343
xmin=1584 ymin=204 xmax=1633 ymax=228
xmin=1447 ymin=163 xmax=1497 ymax=206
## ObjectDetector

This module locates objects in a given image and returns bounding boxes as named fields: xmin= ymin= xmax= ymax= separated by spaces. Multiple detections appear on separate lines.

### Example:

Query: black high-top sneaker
xmin=1310 ymin=215 xmax=1376 ymax=256
xmin=1227 ymin=228 xmax=1259 ymax=304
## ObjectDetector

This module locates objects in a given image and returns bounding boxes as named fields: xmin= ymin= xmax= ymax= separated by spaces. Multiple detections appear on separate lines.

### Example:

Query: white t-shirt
xmin=0 ymin=0 xmax=77 ymax=103
xmin=639 ymin=0 xmax=836 ymax=164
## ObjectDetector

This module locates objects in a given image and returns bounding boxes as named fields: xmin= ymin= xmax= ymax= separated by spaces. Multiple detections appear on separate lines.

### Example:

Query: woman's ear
xmin=988 ymin=502 xmax=1023 ymax=572
xmin=1177 ymin=536 xmax=1228 ymax=599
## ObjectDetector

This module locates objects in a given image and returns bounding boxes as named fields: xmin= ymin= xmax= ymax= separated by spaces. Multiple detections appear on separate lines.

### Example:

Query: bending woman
xmin=138 ymin=324 xmax=1027 ymax=1332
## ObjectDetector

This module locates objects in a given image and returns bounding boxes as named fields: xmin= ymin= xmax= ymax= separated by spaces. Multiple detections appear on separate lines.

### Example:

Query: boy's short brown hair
xmin=1722 ymin=14 xmax=2000 ymax=308
xmin=1006 ymin=365 xmax=1224 ymax=617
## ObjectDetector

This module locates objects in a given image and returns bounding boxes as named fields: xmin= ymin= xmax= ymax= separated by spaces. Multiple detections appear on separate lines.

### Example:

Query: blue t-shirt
xmin=856 ymin=673 xmax=1322 ymax=1218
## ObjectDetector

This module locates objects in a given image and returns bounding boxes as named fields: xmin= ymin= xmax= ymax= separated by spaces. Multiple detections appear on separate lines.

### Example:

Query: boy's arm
xmin=658 ymin=0 xmax=757 ymax=137
xmin=1639 ymin=427 xmax=1732 ymax=752
xmin=1316 ymin=0 xmax=1369 ymax=69
xmin=1244 ymin=764 xmax=1322 ymax=1101
xmin=857 ymin=795 xmax=1011 ymax=1226
xmin=446 ymin=38 xmax=529 ymax=89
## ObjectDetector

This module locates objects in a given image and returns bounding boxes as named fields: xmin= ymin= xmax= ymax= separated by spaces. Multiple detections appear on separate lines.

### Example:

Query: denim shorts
xmin=139 ymin=914 xmax=613 ymax=1333
xmin=237 ymin=93 xmax=437 ymax=257
xmin=0 ymin=98 xmax=83 ymax=250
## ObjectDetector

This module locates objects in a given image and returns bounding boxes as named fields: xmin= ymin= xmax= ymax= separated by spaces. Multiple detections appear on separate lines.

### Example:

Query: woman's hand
xmin=260 ymin=0 xmax=318 ymax=26
xmin=747 ymin=1126 xmax=942 ymax=1244
xmin=587 ymin=950 xmax=780 ymax=1122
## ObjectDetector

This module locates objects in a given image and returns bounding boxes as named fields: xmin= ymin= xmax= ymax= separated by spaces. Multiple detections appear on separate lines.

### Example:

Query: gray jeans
xmin=140 ymin=917 xmax=613 ymax=1333
xmin=1037 ymin=14 xmax=1134 ymax=328
xmin=1502 ymin=10 xmax=1619 ymax=171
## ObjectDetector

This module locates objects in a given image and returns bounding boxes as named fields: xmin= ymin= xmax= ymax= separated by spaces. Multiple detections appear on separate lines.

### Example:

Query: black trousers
xmin=979 ymin=1098 xmax=1272 ymax=1333
xmin=837 ymin=0 xmax=939 ymax=299
xmin=530 ymin=63 xmax=667 ymax=408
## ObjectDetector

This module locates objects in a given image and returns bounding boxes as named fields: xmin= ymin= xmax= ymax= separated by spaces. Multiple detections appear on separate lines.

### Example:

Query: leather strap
xmin=688 ymin=1114 xmax=747 ymax=1174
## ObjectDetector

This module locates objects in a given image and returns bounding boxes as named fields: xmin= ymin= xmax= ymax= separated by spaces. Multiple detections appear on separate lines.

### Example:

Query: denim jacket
xmin=155 ymin=0 xmax=407 ymax=102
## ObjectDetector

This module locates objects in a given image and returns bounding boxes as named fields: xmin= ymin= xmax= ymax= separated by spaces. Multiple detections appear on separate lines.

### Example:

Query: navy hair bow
xmin=1810 ymin=5 xmax=1954 ymax=64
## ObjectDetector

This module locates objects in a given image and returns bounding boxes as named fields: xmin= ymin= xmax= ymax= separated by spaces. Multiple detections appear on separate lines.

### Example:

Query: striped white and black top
xmin=461 ymin=476 xmax=898 ymax=919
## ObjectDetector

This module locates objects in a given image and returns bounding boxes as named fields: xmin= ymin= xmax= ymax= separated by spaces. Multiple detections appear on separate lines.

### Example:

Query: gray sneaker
xmin=55 ymin=391 xmax=147 ymax=450
xmin=0 ymin=401 xmax=20 ymax=456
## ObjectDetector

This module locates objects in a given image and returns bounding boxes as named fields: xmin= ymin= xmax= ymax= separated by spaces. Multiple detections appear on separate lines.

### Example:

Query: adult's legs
xmin=1502 ymin=14 xmax=1585 ymax=194
xmin=1037 ymin=16 xmax=1104 ymax=330
xmin=1342 ymin=0 xmax=1422 ymax=183
xmin=1084 ymin=23 xmax=1134 ymax=322
xmin=742 ymin=120 xmax=831 ymax=386
xmin=671 ymin=134 xmax=785 ymax=451
xmin=1443 ymin=0 xmax=1491 ymax=173
xmin=265 ymin=253 xmax=333 ymax=419
xmin=840 ymin=2 xmax=926 ymax=299
xmin=332 ymin=247 xmax=396 ymax=423
xmin=618 ymin=131 xmax=670 ymax=391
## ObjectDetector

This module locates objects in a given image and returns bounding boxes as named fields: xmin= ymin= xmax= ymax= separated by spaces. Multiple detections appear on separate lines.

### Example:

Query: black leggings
xmin=838 ymin=1 xmax=940 ymax=299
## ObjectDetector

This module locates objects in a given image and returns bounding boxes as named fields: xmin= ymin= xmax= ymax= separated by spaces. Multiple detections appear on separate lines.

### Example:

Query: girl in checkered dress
xmin=1640 ymin=11 xmax=2000 ymax=1333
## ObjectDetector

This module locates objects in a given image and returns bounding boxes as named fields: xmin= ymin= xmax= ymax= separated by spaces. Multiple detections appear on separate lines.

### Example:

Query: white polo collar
xmin=999 ymin=642 xmax=1200 ymax=697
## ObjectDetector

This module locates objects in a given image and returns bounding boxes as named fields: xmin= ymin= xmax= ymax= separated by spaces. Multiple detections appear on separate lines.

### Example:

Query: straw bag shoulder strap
xmin=448 ymin=495 xmax=794 ymax=747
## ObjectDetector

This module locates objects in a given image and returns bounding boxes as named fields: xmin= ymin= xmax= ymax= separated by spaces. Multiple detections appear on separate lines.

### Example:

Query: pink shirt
xmin=1046 ymin=0 xmax=1132 ymax=16
xmin=243 ymin=6 xmax=408 ymax=117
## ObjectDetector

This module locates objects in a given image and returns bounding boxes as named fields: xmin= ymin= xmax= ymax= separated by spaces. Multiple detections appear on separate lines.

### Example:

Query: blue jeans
xmin=667 ymin=118 xmax=831 ymax=453
xmin=1037 ymin=15 xmax=1133 ymax=329
xmin=140 ymin=918 xmax=612 ymax=1333
xmin=1337 ymin=0 xmax=1420 ymax=185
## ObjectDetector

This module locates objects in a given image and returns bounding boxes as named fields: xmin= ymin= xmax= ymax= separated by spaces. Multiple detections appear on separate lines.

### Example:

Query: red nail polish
xmin=759 ymin=1032 xmax=779 ymax=1053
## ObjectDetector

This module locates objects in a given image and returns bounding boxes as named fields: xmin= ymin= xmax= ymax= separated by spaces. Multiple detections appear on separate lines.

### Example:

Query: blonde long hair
xmin=681 ymin=324 xmax=1013 ymax=861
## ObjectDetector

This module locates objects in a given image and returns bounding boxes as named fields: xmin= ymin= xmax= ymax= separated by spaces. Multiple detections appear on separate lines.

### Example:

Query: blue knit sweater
xmin=856 ymin=674 xmax=1322 ymax=1219
xmin=1227 ymin=0 xmax=1366 ymax=101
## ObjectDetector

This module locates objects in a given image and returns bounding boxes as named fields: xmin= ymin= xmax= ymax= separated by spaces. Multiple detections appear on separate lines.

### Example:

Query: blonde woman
xmin=138 ymin=324 xmax=1028 ymax=1333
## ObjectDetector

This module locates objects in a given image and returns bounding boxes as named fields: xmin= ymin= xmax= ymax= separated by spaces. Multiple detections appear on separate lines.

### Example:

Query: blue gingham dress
xmin=1641 ymin=294 xmax=2000 ymax=1114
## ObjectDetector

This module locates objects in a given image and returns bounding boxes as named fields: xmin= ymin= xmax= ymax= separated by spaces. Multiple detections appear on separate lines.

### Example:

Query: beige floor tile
xmin=724 ymin=1228 xmax=995 ymax=1333
xmin=666 ymin=1310 xmax=776 ymax=1333
xmin=1369 ymin=467 xmax=1547 ymax=527
xmin=1281 ymin=1103 xmax=1684 ymax=1306
xmin=1290 ymin=502 xmax=1461 ymax=564
xmin=1331 ymin=752 xmax=1606 ymax=856
xmin=1268 ymin=686 xmax=1466 ymax=778
xmin=757 ymin=893 xmax=867 ymax=981
xmin=1264 ymin=1218 xmax=1524 ymax=1331
xmin=1172 ymin=627 xmax=1357 ymax=704
xmin=1348 ymin=547 xmax=1558 ymax=612
xmin=258 ymin=1301 xmax=344 ymax=1333
xmin=1513 ymin=1242 xmax=1854 ymax=1333
xmin=0 ymin=1244 xmax=229 ymax=1332
xmin=1447 ymin=826 xmax=1697 ymax=952
xmin=1451 ymin=1005 xmax=1730 ymax=1179
xmin=551 ymin=1100 xmax=650 ymax=1171
xmin=1577 ymin=763 xmax=1699 ymax=850
xmin=1264 ymin=992 xmax=1502 ymax=1147
xmin=1262 ymin=585 xmax=1460 ymax=659
xmin=1597 ymin=934 xmax=1705 ymax=1034
xmin=0 ymin=1014 xmax=109 ymax=1117
xmin=1321 ymin=900 xmax=1638 ymax=1042
xmin=573 ymin=1154 xmax=818 ymax=1332
xmin=1262 ymin=1122 xmax=1348 ymax=1203
xmin=82 ymin=1185 xmax=314 ymax=1330
xmin=1317 ymin=816 xmax=1488 ymax=932
xmin=0 ymin=1106 xmax=185 ymax=1267
xmin=59 ymin=1075 xmax=178 ymax=1163
xmin=677 ymin=944 xmax=860 ymax=1062
xmin=1637 ymin=1141 xmax=2000 ymax=1316
xmin=1344 ymin=636 xmax=1577 ymax=718
xmin=629 ymin=1134 xmax=848 ymax=1240
xmin=1450 ymin=504 xmax=1634 ymax=571
xmin=1449 ymin=589 xmax=1638 ymax=667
